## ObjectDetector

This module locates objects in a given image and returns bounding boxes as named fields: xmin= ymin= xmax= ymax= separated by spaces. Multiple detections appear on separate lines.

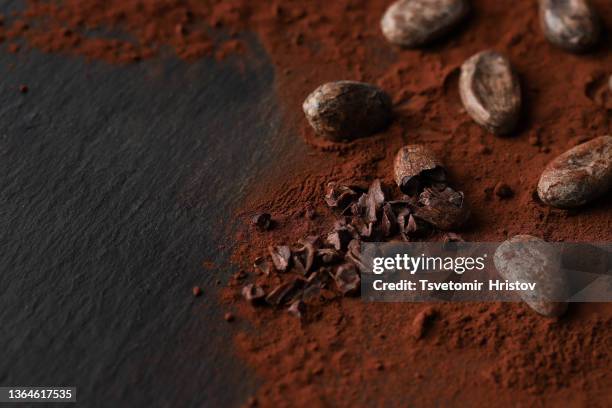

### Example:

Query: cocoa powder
xmin=5 ymin=0 xmax=611 ymax=406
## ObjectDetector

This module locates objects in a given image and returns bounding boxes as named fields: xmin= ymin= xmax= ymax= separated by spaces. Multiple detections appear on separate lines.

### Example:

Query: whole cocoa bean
xmin=459 ymin=50 xmax=522 ymax=135
xmin=380 ymin=0 xmax=469 ymax=47
xmin=537 ymin=136 xmax=612 ymax=208
xmin=539 ymin=0 xmax=600 ymax=53
xmin=302 ymin=81 xmax=392 ymax=142
xmin=494 ymin=235 xmax=568 ymax=317
xmin=393 ymin=144 xmax=446 ymax=196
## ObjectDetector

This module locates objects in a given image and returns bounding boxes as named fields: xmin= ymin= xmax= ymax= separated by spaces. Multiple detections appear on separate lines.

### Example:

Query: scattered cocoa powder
xmin=5 ymin=0 xmax=611 ymax=406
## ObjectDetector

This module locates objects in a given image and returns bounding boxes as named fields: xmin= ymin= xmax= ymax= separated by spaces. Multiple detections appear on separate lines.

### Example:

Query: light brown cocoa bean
xmin=538 ymin=136 xmax=612 ymax=208
xmin=459 ymin=50 xmax=521 ymax=135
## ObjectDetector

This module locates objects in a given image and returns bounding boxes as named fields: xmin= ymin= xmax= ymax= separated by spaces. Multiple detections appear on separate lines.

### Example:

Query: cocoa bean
xmin=459 ymin=50 xmax=521 ymax=135
xmin=380 ymin=0 xmax=469 ymax=47
xmin=537 ymin=136 xmax=612 ymax=208
xmin=302 ymin=81 xmax=392 ymax=142
xmin=539 ymin=0 xmax=600 ymax=52
xmin=494 ymin=235 xmax=568 ymax=317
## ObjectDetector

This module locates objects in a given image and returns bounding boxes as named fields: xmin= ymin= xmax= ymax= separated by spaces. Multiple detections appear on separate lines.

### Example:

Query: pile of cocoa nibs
xmin=240 ymin=144 xmax=470 ymax=319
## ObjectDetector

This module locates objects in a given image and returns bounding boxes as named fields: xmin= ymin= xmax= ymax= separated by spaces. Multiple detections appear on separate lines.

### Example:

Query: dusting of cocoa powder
xmin=6 ymin=0 xmax=611 ymax=406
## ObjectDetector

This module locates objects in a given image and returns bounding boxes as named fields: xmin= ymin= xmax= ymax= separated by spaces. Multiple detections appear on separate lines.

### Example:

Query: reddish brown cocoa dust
xmin=6 ymin=0 xmax=612 ymax=406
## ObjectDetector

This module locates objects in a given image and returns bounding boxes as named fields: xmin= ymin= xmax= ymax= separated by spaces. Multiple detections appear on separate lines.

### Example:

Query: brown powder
xmin=6 ymin=0 xmax=612 ymax=406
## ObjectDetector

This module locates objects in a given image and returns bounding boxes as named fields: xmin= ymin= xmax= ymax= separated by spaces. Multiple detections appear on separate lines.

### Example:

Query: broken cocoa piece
xmin=324 ymin=182 xmax=360 ymax=209
xmin=459 ymin=50 xmax=522 ymax=135
xmin=346 ymin=239 xmax=368 ymax=273
xmin=380 ymin=203 xmax=397 ymax=237
xmin=252 ymin=212 xmax=272 ymax=231
xmin=537 ymin=136 xmax=612 ymax=208
xmin=539 ymin=0 xmax=600 ymax=53
xmin=317 ymin=248 xmax=341 ymax=264
xmin=393 ymin=145 xmax=446 ymax=196
xmin=494 ymin=182 xmax=514 ymax=199
xmin=381 ymin=0 xmax=469 ymax=47
xmin=242 ymin=283 xmax=266 ymax=305
xmin=326 ymin=227 xmax=354 ymax=251
xmin=292 ymin=239 xmax=316 ymax=275
xmin=287 ymin=299 xmax=306 ymax=319
xmin=364 ymin=179 xmax=386 ymax=223
xmin=302 ymin=81 xmax=393 ymax=142
xmin=253 ymin=256 xmax=271 ymax=276
xmin=269 ymin=245 xmax=292 ymax=272
xmin=334 ymin=263 xmax=361 ymax=296
xmin=265 ymin=278 xmax=305 ymax=306
xmin=413 ymin=187 xmax=470 ymax=230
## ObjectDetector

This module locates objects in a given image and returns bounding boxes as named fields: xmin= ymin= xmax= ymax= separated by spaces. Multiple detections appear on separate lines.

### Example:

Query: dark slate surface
xmin=0 ymin=32 xmax=293 ymax=406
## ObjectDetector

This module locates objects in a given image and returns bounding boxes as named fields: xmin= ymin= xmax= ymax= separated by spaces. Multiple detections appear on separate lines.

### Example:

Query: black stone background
xmin=0 ymin=6 xmax=298 ymax=405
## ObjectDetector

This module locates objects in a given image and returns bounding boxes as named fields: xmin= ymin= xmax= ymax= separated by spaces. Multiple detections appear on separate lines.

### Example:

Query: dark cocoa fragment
xmin=242 ymin=283 xmax=266 ymax=305
xmin=287 ymin=299 xmax=306 ymax=319
xmin=265 ymin=279 xmax=305 ymax=306
xmin=224 ymin=312 xmax=235 ymax=322
xmin=494 ymin=182 xmax=514 ymax=199
xmin=324 ymin=183 xmax=360 ymax=209
xmin=414 ymin=187 xmax=470 ymax=230
xmin=326 ymin=227 xmax=354 ymax=251
xmin=292 ymin=239 xmax=316 ymax=275
xmin=252 ymin=212 xmax=272 ymax=231
xmin=269 ymin=245 xmax=292 ymax=272
xmin=333 ymin=263 xmax=361 ymax=296
xmin=302 ymin=81 xmax=392 ymax=142
xmin=253 ymin=257 xmax=271 ymax=276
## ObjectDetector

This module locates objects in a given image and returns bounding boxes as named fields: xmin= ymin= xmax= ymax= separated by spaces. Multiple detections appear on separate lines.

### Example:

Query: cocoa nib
xmin=252 ymin=212 xmax=272 ymax=231
xmin=242 ymin=283 xmax=265 ymax=305
xmin=253 ymin=256 xmax=271 ymax=276
xmin=413 ymin=187 xmax=470 ymax=230
xmin=334 ymin=263 xmax=361 ymax=296
xmin=326 ymin=227 xmax=354 ymax=251
xmin=292 ymin=238 xmax=316 ymax=275
xmin=265 ymin=278 xmax=305 ymax=307
xmin=324 ymin=182 xmax=360 ymax=209
xmin=287 ymin=299 xmax=306 ymax=319
xmin=269 ymin=245 xmax=292 ymax=272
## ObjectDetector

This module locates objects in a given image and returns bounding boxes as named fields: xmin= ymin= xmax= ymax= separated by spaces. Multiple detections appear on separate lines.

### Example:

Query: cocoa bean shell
xmin=393 ymin=144 xmax=445 ymax=195
xmin=494 ymin=235 xmax=568 ymax=317
xmin=302 ymin=81 xmax=392 ymax=142
xmin=539 ymin=0 xmax=600 ymax=53
xmin=380 ymin=0 xmax=469 ymax=47
xmin=537 ymin=135 xmax=612 ymax=208
xmin=459 ymin=50 xmax=522 ymax=135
